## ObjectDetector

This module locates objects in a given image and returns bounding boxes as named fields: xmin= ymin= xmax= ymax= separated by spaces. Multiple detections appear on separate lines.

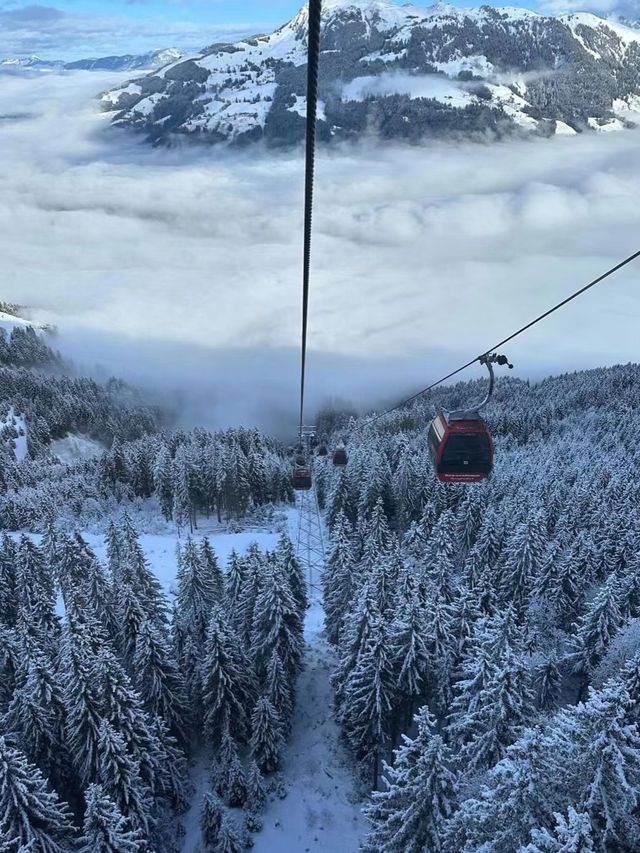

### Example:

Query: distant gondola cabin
xmin=292 ymin=467 xmax=313 ymax=491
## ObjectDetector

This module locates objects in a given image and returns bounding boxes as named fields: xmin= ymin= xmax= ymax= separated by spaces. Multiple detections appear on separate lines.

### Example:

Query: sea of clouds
xmin=1 ymin=68 xmax=640 ymax=431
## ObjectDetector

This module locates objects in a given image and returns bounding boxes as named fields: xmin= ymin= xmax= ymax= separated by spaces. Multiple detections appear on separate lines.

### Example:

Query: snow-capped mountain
xmin=101 ymin=0 xmax=640 ymax=146
xmin=0 ymin=48 xmax=181 ymax=74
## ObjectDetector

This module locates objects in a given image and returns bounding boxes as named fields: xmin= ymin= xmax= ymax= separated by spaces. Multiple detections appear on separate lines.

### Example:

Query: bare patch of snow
xmin=555 ymin=120 xmax=577 ymax=136
xmin=588 ymin=116 xmax=625 ymax=132
xmin=51 ymin=434 xmax=104 ymax=464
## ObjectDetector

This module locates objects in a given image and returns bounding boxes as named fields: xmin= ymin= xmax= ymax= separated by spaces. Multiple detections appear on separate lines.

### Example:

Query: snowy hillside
xmin=102 ymin=0 xmax=640 ymax=146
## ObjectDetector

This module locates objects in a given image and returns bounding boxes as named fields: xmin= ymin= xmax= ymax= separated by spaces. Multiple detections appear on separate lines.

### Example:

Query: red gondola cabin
xmin=333 ymin=448 xmax=348 ymax=467
xmin=292 ymin=467 xmax=313 ymax=491
xmin=317 ymin=445 xmax=328 ymax=457
xmin=428 ymin=411 xmax=493 ymax=483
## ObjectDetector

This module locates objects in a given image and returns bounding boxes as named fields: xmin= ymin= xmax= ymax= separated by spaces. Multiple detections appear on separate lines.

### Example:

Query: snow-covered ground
xmin=77 ymin=525 xmax=283 ymax=601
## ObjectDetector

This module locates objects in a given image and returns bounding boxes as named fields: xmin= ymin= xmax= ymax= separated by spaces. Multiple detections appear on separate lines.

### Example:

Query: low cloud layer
xmin=1 ymin=70 xmax=640 ymax=431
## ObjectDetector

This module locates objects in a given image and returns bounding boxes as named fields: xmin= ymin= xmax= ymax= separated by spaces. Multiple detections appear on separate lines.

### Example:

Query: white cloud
xmin=0 ymin=4 xmax=267 ymax=60
xmin=1 ymin=70 xmax=640 ymax=429
xmin=538 ymin=0 xmax=640 ymax=20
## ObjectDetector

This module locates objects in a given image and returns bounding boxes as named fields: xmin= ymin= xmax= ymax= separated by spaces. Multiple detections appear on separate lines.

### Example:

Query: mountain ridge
xmin=0 ymin=48 xmax=182 ymax=73
xmin=99 ymin=0 xmax=640 ymax=147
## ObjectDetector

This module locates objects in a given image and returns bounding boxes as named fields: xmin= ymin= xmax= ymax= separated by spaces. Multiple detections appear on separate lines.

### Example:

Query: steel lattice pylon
xmin=296 ymin=487 xmax=326 ymax=594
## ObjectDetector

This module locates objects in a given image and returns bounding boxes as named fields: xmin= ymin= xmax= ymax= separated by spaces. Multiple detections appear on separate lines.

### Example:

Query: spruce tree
xmin=60 ymin=620 xmax=104 ymax=786
xmin=78 ymin=783 xmax=145 ymax=853
xmin=363 ymin=708 xmax=456 ymax=852
xmin=200 ymin=537 xmax=224 ymax=598
xmin=265 ymin=648 xmax=294 ymax=732
xmin=570 ymin=572 xmax=623 ymax=683
xmin=522 ymin=808 xmax=595 ymax=853
xmin=276 ymin=533 xmax=308 ymax=615
xmin=201 ymin=792 xmax=224 ymax=850
xmin=216 ymin=814 xmax=244 ymax=853
xmin=250 ymin=697 xmax=285 ymax=774
xmin=388 ymin=596 xmax=429 ymax=731
xmin=3 ymin=644 xmax=67 ymax=783
xmin=97 ymin=720 xmax=152 ymax=835
xmin=445 ymin=727 xmax=556 ymax=852
xmin=340 ymin=619 xmax=395 ymax=787
xmin=132 ymin=618 xmax=189 ymax=745
xmin=246 ymin=761 xmax=267 ymax=815
xmin=201 ymin=607 xmax=255 ymax=746
xmin=323 ymin=510 xmax=356 ymax=645
xmin=0 ymin=736 xmax=75 ymax=853
xmin=153 ymin=445 xmax=174 ymax=522
xmin=251 ymin=559 xmax=303 ymax=682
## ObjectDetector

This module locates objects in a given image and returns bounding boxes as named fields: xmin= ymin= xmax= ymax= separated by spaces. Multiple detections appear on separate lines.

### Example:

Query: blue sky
xmin=0 ymin=0 xmax=626 ymax=60
xmin=0 ymin=0 xmax=298 ymax=59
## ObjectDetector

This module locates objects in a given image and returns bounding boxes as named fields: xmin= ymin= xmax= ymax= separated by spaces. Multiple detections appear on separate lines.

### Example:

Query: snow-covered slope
xmin=0 ymin=308 xmax=49 ymax=337
xmin=102 ymin=0 xmax=640 ymax=146
xmin=50 ymin=434 xmax=104 ymax=465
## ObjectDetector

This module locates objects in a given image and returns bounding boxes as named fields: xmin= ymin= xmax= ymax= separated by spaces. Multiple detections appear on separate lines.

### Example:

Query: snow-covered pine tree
xmin=570 ymin=572 xmax=624 ymax=692
xmin=276 ymin=533 xmax=308 ymax=615
xmin=388 ymin=594 xmax=429 ymax=732
xmin=250 ymin=696 xmax=285 ymax=774
xmin=581 ymin=685 xmax=640 ymax=848
xmin=0 ymin=736 xmax=75 ymax=852
xmin=323 ymin=510 xmax=356 ymax=646
xmin=332 ymin=584 xmax=381 ymax=717
xmin=521 ymin=808 xmax=595 ymax=852
xmin=96 ymin=720 xmax=153 ymax=835
xmin=92 ymin=647 xmax=169 ymax=797
xmin=340 ymin=617 xmax=395 ymax=788
xmin=119 ymin=517 xmax=169 ymax=630
xmin=534 ymin=655 xmax=562 ymax=712
xmin=448 ymin=610 xmax=535 ymax=771
xmin=78 ymin=783 xmax=145 ymax=853
xmin=60 ymin=619 xmax=105 ymax=786
xmin=499 ymin=515 xmax=547 ymax=616
xmin=2 ymin=642 xmax=68 ymax=786
xmin=201 ymin=607 xmax=255 ymax=746
xmin=153 ymin=445 xmax=174 ymax=522
xmin=424 ymin=590 xmax=456 ymax=715
xmin=0 ymin=533 xmax=17 ymax=627
xmin=444 ymin=726 xmax=556 ymax=851
xmin=199 ymin=537 xmax=224 ymax=598
xmin=132 ymin=618 xmax=190 ymax=745
xmin=245 ymin=760 xmax=267 ymax=815
xmin=265 ymin=648 xmax=294 ymax=732
xmin=15 ymin=534 xmax=59 ymax=647
xmin=201 ymin=792 xmax=224 ymax=850
xmin=215 ymin=813 xmax=244 ymax=853
xmin=327 ymin=469 xmax=356 ymax=529
xmin=251 ymin=556 xmax=303 ymax=683
xmin=223 ymin=549 xmax=245 ymax=626
xmin=363 ymin=707 xmax=456 ymax=852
